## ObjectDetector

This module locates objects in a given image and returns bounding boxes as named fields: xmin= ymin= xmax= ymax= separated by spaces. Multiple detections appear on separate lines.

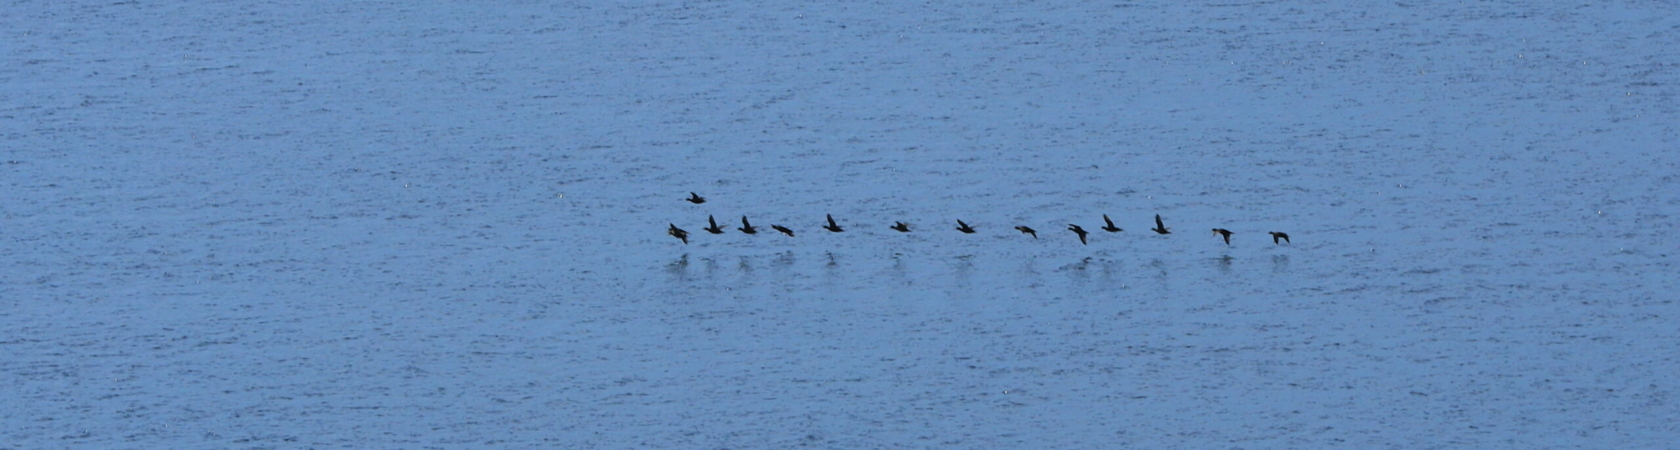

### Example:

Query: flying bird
xmin=668 ymin=224 xmax=689 ymax=244
xmin=1014 ymin=226 xmax=1038 ymax=239
xmin=771 ymin=225 xmax=795 ymax=237
xmin=685 ymin=192 xmax=706 ymax=204
xmin=1151 ymin=214 xmax=1171 ymax=234
xmin=738 ymin=216 xmax=758 ymax=234
xmin=1212 ymin=228 xmax=1233 ymax=245
xmin=1269 ymin=231 xmax=1290 ymax=244
xmin=823 ymin=214 xmax=844 ymax=232
xmin=703 ymin=215 xmax=725 ymax=234
xmin=955 ymin=220 xmax=977 ymax=234
xmin=1101 ymin=214 xmax=1122 ymax=233
xmin=1068 ymin=224 xmax=1090 ymax=245
xmin=890 ymin=222 xmax=912 ymax=232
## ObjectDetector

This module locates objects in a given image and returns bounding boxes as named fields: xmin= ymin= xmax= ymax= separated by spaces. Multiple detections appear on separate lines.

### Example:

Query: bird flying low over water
xmin=668 ymin=224 xmax=689 ymax=244
xmin=1068 ymin=224 xmax=1089 ymax=245
xmin=685 ymin=192 xmax=706 ymax=204
xmin=891 ymin=221 xmax=912 ymax=232
xmin=1269 ymin=231 xmax=1290 ymax=244
xmin=1212 ymin=228 xmax=1233 ymax=245
xmin=771 ymin=225 xmax=795 ymax=237
xmin=704 ymin=215 xmax=725 ymax=234
xmin=956 ymin=220 xmax=977 ymax=234
xmin=739 ymin=216 xmax=758 ymax=234
xmin=1014 ymin=226 xmax=1038 ymax=239
xmin=1101 ymin=214 xmax=1122 ymax=233
xmin=1151 ymin=215 xmax=1171 ymax=234
xmin=824 ymin=214 xmax=844 ymax=232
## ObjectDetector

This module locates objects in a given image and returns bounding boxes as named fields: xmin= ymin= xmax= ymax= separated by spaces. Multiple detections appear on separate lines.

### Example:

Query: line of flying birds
xmin=667 ymin=192 xmax=1291 ymax=246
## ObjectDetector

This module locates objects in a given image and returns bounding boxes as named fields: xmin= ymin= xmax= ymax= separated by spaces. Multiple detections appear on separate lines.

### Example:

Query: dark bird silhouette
xmin=1101 ymin=214 xmax=1122 ymax=233
xmin=668 ymin=224 xmax=689 ymax=244
xmin=1269 ymin=231 xmax=1290 ymax=244
xmin=771 ymin=225 xmax=795 ymax=237
xmin=1151 ymin=214 xmax=1172 ymax=234
xmin=823 ymin=214 xmax=844 ymax=232
xmin=1212 ymin=228 xmax=1233 ymax=245
xmin=703 ymin=215 xmax=725 ymax=234
xmin=685 ymin=192 xmax=705 ymax=204
xmin=955 ymin=220 xmax=977 ymax=234
xmin=1014 ymin=226 xmax=1038 ymax=239
xmin=1068 ymin=224 xmax=1090 ymax=245
xmin=738 ymin=216 xmax=758 ymax=234
xmin=890 ymin=221 xmax=911 ymax=232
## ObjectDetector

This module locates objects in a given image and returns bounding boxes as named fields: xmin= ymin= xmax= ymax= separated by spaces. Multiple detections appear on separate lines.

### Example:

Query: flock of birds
xmin=666 ymin=192 xmax=1291 ymax=246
